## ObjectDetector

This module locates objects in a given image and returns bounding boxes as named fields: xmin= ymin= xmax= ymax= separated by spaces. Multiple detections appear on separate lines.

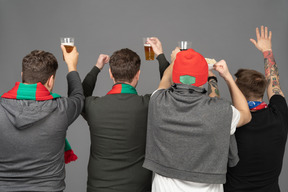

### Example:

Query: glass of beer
xmin=143 ymin=37 xmax=155 ymax=60
xmin=61 ymin=37 xmax=74 ymax=53
xmin=61 ymin=37 xmax=74 ymax=61
xmin=178 ymin=41 xmax=192 ymax=51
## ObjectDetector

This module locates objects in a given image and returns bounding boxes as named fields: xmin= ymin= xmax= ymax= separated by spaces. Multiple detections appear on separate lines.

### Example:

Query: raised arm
xmin=157 ymin=47 xmax=180 ymax=90
xmin=214 ymin=60 xmax=251 ymax=127
xmin=82 ymin=54 xmax=110 ymax=97
xmin=147 ymin=37 xmax=170 ymax=79
xmin=208 ymin=70 xmax=220 ymax=98
xmin=250 ymin=26 xmax=284 ymax=99
xmin=61 ymin=45 xmax=85 ymax=125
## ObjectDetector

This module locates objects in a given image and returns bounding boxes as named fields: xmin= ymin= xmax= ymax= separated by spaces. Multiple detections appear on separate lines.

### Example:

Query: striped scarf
xmin=107 ymin=83 xmax=137 ymax=95
xmin=1 ymin=82 xmax=77 ymax=164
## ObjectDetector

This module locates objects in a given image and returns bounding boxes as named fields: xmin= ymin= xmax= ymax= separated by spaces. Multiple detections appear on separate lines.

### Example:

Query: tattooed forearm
xmin=208 ymin=79 xmax=220 ymax=97
xmin=272 ymin=88 xmax=281 ymax=95
xmin=264 ymin=50 xmax=279 ymax=81
xmin=264 ymin=50 xmax=283 ymax=96
xmin=272 ymin=77 xmax=279 ymax=87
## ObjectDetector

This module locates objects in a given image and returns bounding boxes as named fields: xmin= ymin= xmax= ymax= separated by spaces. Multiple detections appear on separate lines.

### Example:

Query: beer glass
xmin=143 ymin=37 xmax=155 ymax=60
xmin=178 ymin=41 xmax=192 ymax=51
xmin=61 ymin=37 xmax=74 ymax=53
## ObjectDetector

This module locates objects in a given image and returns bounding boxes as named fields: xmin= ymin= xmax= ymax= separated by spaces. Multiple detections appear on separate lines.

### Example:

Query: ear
xmin=135 ymin=70 xmax=141 ymax=81
xmin=109 ymin=68 xmax=116 ymax=84
xmin=45 ymin=75 xmax=55 ymax=92
xmin=109 ymin=68 xmax=114 ymax=80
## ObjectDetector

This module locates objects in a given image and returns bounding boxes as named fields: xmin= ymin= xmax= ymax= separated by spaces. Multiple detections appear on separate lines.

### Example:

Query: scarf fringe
xmin=65 ymin=149 xmax=78 ymax=164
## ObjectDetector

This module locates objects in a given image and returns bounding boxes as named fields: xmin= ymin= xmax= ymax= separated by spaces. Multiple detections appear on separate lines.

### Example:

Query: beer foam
xmin=62 ymin=42 xmax=74 ymax=46
xmin=144 ymin=44 xmax=152 ymax=47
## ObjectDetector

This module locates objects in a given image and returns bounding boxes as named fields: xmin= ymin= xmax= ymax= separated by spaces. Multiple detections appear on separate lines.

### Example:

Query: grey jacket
xmin=0 ymin=71 xmax=84 ymax=192
xmin=143 ymin=84 xmax=238 ymax=184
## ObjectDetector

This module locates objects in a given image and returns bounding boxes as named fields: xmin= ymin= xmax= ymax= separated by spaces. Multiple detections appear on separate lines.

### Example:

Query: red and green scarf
xmin=107 ymin=83 xmax=137 ymax=95
xmin=1 ymin=82 xmax=78 ymax=164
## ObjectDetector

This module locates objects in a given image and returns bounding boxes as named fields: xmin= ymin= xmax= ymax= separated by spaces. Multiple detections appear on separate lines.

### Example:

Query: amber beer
xmin=144 ymin=44 xmax=155 ymax=60
xmin=63 ymin=44 xmax=74 ymax=53
xmin=143 ymin=37 xmax=154 ymax=61
xmin=61 ymin=43 xmax=74 ymax=61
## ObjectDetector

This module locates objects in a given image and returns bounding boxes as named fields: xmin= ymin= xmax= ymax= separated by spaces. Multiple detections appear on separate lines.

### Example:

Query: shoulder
xmin=84 ymin=96 xmax=100 ymax=105
xmin=269 ymin=94 xmax=287 ymax=106
xmin=149 ymin=89 xmax=167 ymax=103
xmin=151 ymin=89 xmax=165 ymax=97
xmin=268 ymin=95 xmax=288 ymax=115
xmin=206 ymin=96 xmax=232 ymax=109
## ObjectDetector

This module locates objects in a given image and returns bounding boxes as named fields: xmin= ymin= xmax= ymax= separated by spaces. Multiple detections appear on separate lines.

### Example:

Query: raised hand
xmin=147 ymin=37 xmax=163 ymax=56
xmin=61 ymin=45 xmax=79 ymax=72
xmin=95 ymin=54 xmax=110 ymax=70
xmin=214 ymin=60 xmax=232 ymax=81
xmin=250 ymin=26 xmax=272 ymax=52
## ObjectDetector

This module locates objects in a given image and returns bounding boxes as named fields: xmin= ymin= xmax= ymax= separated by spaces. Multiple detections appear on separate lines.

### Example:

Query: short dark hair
xmin=109 ymin=48 xmax=141 ymax=83
xmin=235 ymin=69 xmax=267 ymax=100
xmin=22 ymin=50 xmax=58 ymax=84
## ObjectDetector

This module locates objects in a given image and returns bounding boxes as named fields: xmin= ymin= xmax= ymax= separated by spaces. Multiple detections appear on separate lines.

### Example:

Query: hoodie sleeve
xmin=65 ymin=71 xmax=85 ymax=126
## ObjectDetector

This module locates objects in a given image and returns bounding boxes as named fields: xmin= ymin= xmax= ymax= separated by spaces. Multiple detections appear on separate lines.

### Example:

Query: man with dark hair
xmin=109 ymin=48 xmax=141 ymax=82
xmin=143 ymin=47 xmax=251 ymax=192
xmin=0 ymin=46 xmax=84 ymax=192
xmin=224 ymin=26 xmax=288 ymax=192
xmin=22 ymin=50 xmax=59 ymax=84
xmin=82 ymin=38 xmax=169 ymax=192
xmin=234 ymin=69 xmax=267 ymax=100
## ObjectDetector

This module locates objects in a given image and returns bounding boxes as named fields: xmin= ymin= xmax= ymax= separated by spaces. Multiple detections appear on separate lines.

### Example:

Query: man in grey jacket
xmin=144 ymin=48 xmax=251 ymax=192
xmin=0 ymin=45 xmax=84 ymax=192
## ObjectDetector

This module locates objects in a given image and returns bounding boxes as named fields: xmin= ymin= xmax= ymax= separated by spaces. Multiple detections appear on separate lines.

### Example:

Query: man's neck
xmin=114 ymin=80 xmax=137 ymax=88
xmin=248 ymin=98 xmax=263 ymax=102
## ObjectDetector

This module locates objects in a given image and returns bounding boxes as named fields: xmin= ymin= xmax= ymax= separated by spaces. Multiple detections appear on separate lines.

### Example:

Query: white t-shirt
xmin=151 ymin=90 xmax=241 ymax=192
xmin=153 ymin=173 xmax=223 ymax=192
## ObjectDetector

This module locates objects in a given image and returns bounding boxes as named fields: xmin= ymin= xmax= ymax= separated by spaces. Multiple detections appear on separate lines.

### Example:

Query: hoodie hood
xmin=0 ymin=98 xmax=58 ymax=129
xmin=0 ymin=82 xmax=61 ymax=129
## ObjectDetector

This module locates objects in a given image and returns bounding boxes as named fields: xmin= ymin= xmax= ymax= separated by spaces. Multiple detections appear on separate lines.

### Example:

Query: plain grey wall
xmin=1 ymin=0 xmax=288 ymax=191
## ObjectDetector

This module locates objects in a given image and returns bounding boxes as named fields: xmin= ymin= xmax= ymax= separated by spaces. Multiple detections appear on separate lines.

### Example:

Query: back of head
xmin=109 ymin=48 xmax=141 ymax=83
xmin=22 ymin=50 xmax=58 ymax=85
xmin=235 ymin=69 xmax=267 ymax=100
xmin=172 ymin=49 xmax=208 ymax=87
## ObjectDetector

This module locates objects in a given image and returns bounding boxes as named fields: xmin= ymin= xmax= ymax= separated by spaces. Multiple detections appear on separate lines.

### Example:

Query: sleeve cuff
xmin=67 ymin=70 xmax=80 ymax=79
xmin=156 ymin=53 xmax=166 ymax=61
xmin=92 ymin=66 xmax=101 ymax=74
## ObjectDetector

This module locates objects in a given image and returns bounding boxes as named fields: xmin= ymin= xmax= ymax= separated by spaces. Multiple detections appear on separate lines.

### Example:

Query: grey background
xmin=0 ymin=0 xmax=287 ymax=191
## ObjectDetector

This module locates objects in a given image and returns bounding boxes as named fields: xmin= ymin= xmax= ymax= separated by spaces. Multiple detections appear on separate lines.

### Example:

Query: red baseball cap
xmin=172 ymin=49 xmax=208 ymax=87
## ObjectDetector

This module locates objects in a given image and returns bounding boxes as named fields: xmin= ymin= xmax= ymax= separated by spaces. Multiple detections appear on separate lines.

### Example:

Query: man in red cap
xmin=143 ymin=48 xmax=251 ymax=192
